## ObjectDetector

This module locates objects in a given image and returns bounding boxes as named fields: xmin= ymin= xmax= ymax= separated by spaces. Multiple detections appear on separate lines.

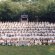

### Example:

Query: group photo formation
xmin=0 ymin=0 xmax=55 ymax=55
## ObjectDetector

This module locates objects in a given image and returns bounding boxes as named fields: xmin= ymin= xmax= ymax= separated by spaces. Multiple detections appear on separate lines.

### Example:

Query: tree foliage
xmin=0 ymin=0 xmax=55 ymax=22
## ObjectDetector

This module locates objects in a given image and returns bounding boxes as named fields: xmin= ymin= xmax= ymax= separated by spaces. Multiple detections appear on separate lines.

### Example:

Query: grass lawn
xmin=0 ymin=45 xmax=55 ymax=55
